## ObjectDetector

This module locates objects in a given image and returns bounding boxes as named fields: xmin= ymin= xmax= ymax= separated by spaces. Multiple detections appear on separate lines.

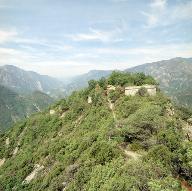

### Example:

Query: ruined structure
xmin=125 ymin=85 xmax=156 ymax=96
xmin=5 ymin=137 xmax=10 ymax=146
xmin=107 ymin=85 xmax=116 ymax=91
xmin=0 ymin=158 xmax=5 ymax=167
xmin=87 ymin=96 xmax=92 ymax=104
xmin=106 ymin=85 xmax=116 ymax=95
xmin=50 ymin=109 xmax=56 ymax=115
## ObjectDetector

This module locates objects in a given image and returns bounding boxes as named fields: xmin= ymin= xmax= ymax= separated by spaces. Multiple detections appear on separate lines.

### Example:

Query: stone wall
xmin=87 ymin=96 xmax=92 ymax=104
xmin=125 ymin=85 xmax=156 ymax=96
xmin=107 ymin=85 xmax=116 ymax=91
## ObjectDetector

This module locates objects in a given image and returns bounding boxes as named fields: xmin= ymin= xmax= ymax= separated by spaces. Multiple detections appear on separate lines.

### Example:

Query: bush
xmin=148 ymin=176 xmax=182 ymax=191
xmin=157 ymin=127 xmax=183 ymax=152
xmin=129 ymin=141 xmax=143 ymax=151
xmin=108 ymin=90 xmax=121 ymax=103
xmin=137 ymin=87 xmax=148 ymax=97
xmin=145 ymin=145 xmax=173 ymax=168
xmin=107 ymin=71 xmax=157 ymax=87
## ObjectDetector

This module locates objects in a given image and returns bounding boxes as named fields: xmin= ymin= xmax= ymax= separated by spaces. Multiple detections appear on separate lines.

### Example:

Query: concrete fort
xmin=125 ymin=85 xmax=156 ymax=96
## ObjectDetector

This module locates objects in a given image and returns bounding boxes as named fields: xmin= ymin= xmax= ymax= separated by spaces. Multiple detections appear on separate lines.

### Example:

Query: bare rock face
xmin=109 ymin=102 xmax=114 ymax=110
xmin=165 ymin=103 xmax=175 ymax=117
xmin=50 ymin=109 xmax=56 ymax=115
xmin=5 ymin=137 xmax=10 ymax=146
xmin=61 ymin=113 xmax=65 ymax=118
xmin=58 ymin=132 xmax=63 ymax=137
xmin=22 ymin=164 xmax=44 ymax=184
xmin=13 ymin=147 xmax=19 ymax=156
xmin=107 ymin=85 xmax=116 ymax=91
xmin=0 ymin=158 xmax=5 ymax=167
xmin=62 ymin=182 xmax=68 ymax=191
xmin=87 ymin=96 xmax=92 ymax=104
xmin=187 ymin=118 xmax=192 ymax=125
xmin=185 ymin=118 xmax=192 ymax=141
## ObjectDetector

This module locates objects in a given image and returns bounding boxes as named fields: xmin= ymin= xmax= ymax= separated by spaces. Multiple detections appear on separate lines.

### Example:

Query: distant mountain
xmin=0 ymin=65 xmax=63 ymax=93
xmin=66 ymin=57 xmax=192 ymax=108
xmin=126 ymin=57 xmax=192 ymax=107
xmin=0 ymin=85 xmax=54 ymax=132
xmin=65 ymin=70 xmax=112 ymax=94
xmin=0 ymin=72 xmax=191 ymax=190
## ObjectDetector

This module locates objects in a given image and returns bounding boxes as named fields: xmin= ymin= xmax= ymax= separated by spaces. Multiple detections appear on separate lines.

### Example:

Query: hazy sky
xmin=0 ymin=0 xmax=192 ymax=77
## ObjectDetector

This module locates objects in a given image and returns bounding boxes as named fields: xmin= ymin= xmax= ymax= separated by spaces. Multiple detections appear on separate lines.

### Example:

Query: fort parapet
xmin=125 ymin=85 xmax=156 ymax=96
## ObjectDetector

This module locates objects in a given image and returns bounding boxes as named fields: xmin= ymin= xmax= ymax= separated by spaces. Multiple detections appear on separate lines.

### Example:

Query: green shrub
xmin=108 ymin=90 xmax=121 ymax=103
xmin=137 ymin=87 xmax=148 ymax=97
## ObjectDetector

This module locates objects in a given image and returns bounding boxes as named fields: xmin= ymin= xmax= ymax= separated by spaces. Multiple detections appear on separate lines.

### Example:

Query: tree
xmin=137 ymin=87 xmax=148 ymax=97
xmin=88 ymin=80 xmax=97 ymax=90
xmin=98 ymin=77 xmax=107 ymax=89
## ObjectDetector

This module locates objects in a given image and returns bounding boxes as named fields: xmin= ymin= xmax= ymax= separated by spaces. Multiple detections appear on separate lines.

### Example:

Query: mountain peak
xmin=0 ymin=71 xmax=191 ymax=190
xmin=2 ymin=64 xmax=22 ymax=71
xmin=0 ymin=65 xmax=63 ymax=93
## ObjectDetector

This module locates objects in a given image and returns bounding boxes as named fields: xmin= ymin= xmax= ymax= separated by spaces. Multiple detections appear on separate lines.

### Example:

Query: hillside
xmin=0 ymin=65 xmax=63 ymax=93
xmin=65 ymin=57 xmax=192 ymax=108
xmin=127 ymin=57 xmax=192 ymax=108
xmin=0 ymin=86 xmax=54 ymax=132
xmin=65 ymin=70 xmax=112 ymax=95
xmin=0 ymin=72 xmax=191 ymax=191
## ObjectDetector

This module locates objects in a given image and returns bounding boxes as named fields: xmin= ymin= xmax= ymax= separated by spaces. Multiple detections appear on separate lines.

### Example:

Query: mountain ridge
xmin=0 ymin=85 xmax=54 ymax=132
xmin=65 ymin=57 xmax=192 ymax=107
xmin=0 ymin=72 xmax=191 ymax=190
xmin=126 ymin=57 xmax=192 ymax=107
xmin=0 ymin=65 xmax=63 ymax=94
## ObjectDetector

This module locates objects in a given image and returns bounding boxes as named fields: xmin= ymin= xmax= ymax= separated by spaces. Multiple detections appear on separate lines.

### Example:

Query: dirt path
xmin=118 ymin=145 xmax=141 ymax=160
xmin=124 ymin=149 xmax=141 ymax=159
xmin=74 ymin=115 xmax=84 ymax=126
xmin=107 ymin=98 xmax=116 ymax=121
xmin=108 ymin=98 xmax=141 ymax=160
xmin=0 ymin=158 xmax=5 ymax=167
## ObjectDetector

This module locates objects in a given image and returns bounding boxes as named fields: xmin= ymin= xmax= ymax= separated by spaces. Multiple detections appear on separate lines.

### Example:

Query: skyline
xmin=0 ymin=0 xmax=192 ymax=77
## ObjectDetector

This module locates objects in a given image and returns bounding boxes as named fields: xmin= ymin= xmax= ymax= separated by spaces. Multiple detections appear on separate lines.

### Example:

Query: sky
xmin=0 ymin=0 xmax=192 ymax=77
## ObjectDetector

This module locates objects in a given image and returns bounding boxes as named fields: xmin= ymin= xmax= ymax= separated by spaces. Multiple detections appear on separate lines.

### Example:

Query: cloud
xmin=0 ymin=30 xmax=18 ymax=44
xmin=0 ymin=0 xmax=191 ymax=78
xmin=142 ymin=12 xmax=159 ymax=27
xmin=0 ymin=41 xmax=191 ymax=77
xmin=143 ymin=0 xmax=192 ymax=27
xmin=142 ymin=0 xmax=167 ymax=27
xmin=67 ymin=28 xmax=123 ymax=43
xmin=0 ymin=47 xmax=35 ymax=67
xmin=172 ymin=0 xmax=192 ymax=20
xmin=150 ymin=0 xmax=167 ymax=10
xmin=93 ymin=43 xmax=192 ymax=57
xmin=0 ymin=28 xmax=74 ymax=56
xmin=0 ymin=29 xmax=48 ymax=46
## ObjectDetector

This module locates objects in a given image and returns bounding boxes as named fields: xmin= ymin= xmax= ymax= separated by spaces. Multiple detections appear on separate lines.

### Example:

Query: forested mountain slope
xmin=127 ymin=57 xmax=192 ymax=108
xmin=0 ymin=65 xmax=63 ymax=93
xmin=0 ymin=72 xmax=191 ymax=191
xmin=0 ymin=86 xmax=54 ymax=132
xmin=65 ymin=70 xmax=112 ymax=95
xmin=65 ymin=57 xmax=192 ymax=108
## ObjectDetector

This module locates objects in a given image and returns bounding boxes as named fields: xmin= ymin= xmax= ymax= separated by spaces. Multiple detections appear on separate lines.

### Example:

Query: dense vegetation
xmin=66 ymin=57 xmax=192 ymax=108
xmin=0 ymin=86 xmax=54 ymax=132
xmin=0 ymin=72 xmax=191 ymax=191
xmin=127 ymin=57 xmax=192 ymax=108
xmin=0 ymin=65 xmax=62 ymax=93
